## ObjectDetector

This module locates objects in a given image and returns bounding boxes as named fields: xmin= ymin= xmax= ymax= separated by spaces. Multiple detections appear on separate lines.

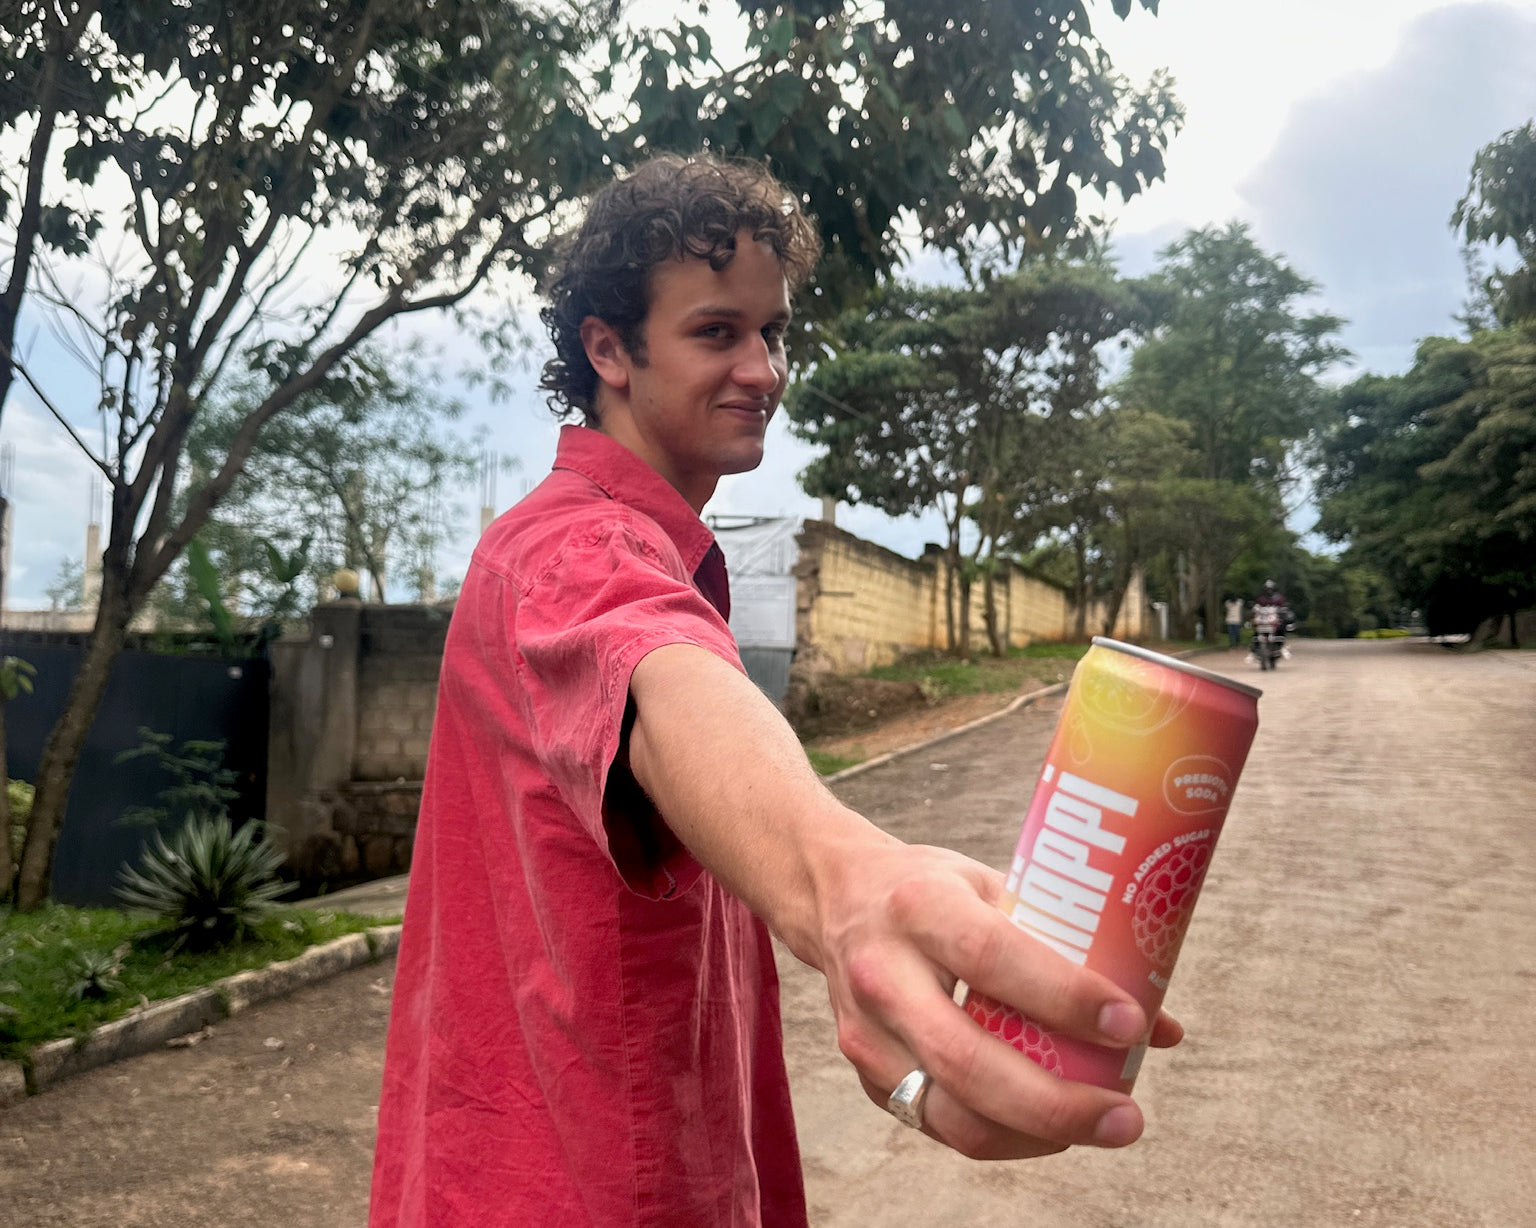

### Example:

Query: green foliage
xmin=114 ymin=728 xmax=241 ymax=830
xmin=789 ymin=262 xmax=1149 ymax=650
xmin=115 ymin=816 xmax=292 ymax=952
xmin=1315 ymin=325 xmax=1536 ymax=636
xmin=4 ymin=0 xmax=1184 ymax=909
xmin=623 ymin=1 xmax=1182 ymax=319
xmin=6 ymin=779 xmax=32 ymax=887
xmin=0 ymin=656 xmax=36 ymax=702
xmin=1118 ymin=223 xmax=1348 ymax=635
xmin=185 ymin=539 xmax=238 ymax=647
xmin=0 ymin=949 xmax=19 ymax=1035
xmin=1454 ymin=120 xmax=1536 ymax=325
xmin=66 ymin=945 xmax=127 ymax=1003
xmin=182 ymin=343 xmax=480 ymax=606
xmin=0 ymin=904 xmax=393 ymax=1056
xmin=3 ymin=0 xmax=621 ymax=910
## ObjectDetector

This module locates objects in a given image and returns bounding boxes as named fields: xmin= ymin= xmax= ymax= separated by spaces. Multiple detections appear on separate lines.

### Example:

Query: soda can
xmin=963 ymin=636 xmax=1261 ymax=1092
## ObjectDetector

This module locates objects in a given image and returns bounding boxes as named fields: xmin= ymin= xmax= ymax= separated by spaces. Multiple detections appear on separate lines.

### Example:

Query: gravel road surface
xmin=3 ymin=638 xmax=1531 ymax=1227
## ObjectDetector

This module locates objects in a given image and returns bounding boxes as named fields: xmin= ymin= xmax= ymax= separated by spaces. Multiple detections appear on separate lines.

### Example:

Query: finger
xmin=842 ymin=952 xmax=1144 ymax=1151
xmin=859 ymin=1069 xmax=1069 ymax=1161
xmin=1148 ymin=1008 xmax=1184 ymax=1049
xmin=887 ymin=869 xmax=1148 ymax=1047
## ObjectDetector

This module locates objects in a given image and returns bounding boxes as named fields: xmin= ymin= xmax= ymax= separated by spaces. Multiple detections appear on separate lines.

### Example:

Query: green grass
xmin=0 ymin=903 xmax=398 ymax=1058
xmin=868 ymin=642 xmax=1089 ymax=700
xmin=807 ymin=748 xmax=866 ymax=776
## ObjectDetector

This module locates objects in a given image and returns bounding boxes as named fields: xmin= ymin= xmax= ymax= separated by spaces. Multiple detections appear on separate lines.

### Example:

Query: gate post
xmin=266 ymin=600 xmax=362 ymax=880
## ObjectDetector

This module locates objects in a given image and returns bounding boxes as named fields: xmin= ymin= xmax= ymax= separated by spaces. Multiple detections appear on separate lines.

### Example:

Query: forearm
xmin=627 ymin=641 xmax=1173 ymax=1157
xmin=626 ymin=642 xmax=897 ymax=969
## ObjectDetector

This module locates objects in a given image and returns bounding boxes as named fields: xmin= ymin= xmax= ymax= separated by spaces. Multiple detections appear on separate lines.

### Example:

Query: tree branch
xmin=8 ymin=357 xmax=113 ymax=480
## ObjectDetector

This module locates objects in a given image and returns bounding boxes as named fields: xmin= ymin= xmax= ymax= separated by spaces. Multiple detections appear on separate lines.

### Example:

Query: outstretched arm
xmin=627 ymin=642 xmax=1179 ymax=1159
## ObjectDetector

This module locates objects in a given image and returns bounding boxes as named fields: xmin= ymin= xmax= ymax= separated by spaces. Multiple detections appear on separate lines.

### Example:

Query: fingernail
xmin=1094 ymin=1103 xmax=1142 ymax=1147
xmin=1098 ymin=1001 xmax=1143 ymax=1044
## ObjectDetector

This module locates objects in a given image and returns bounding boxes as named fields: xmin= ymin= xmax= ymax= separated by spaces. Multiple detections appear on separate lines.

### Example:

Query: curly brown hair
xmin=539 ymin=152 xmax=821 ymax=424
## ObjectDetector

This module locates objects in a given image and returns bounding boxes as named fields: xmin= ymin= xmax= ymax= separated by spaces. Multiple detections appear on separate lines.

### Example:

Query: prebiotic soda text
xmin=963 ymin=637 xmax=1261 ymax=1092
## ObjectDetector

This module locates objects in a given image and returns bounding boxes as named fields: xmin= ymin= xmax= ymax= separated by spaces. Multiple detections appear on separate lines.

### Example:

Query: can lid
xmin=1091 ymin=636 xmax=1264 ymax=699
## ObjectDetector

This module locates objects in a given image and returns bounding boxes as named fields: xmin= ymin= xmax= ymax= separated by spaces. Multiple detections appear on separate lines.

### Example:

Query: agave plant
xmin=67 ymin=944 xmax=129 ymax=1002
xmin=115 ymin=816 xmax=292 ymax=951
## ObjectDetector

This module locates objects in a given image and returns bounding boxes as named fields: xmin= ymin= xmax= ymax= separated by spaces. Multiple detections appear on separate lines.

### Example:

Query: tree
xmin=1065 ymin=404 xmax=1195 ymax=639
xmin=1453 ymin=119 xmax=1536 ymax=326
xmin=1117 ymin=222 xmax=1348 ymax=637
xmin=788 ymin=260 xmax=1145 ymax=653
xmin=1314 ymin=326 xmax=1536 ymax=641
xmin=3 ymin=0 xmax=1181 ymax=907
xmin=4 ymin=0 xmax=616 ymax=910
xmin=626 ymin=0 xmax=1182 ymax=321
xmin=184 ymin=344 xmax=484 ymax=606
xmin=44 ymin=556 xmax=84 ymax=611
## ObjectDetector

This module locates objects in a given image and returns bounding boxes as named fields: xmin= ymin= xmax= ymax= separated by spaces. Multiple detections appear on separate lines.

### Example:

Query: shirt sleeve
xmin=509 ymin=516 xmax=744 ymax=898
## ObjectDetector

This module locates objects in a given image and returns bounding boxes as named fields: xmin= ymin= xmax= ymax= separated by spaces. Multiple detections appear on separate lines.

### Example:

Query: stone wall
xmin=267 ymin=602 xmax=449 ymax=884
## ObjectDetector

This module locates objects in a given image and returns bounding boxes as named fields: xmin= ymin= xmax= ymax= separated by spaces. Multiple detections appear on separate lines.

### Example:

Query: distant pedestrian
xmin=1225 ymin=596 xmax=1245 ymax=649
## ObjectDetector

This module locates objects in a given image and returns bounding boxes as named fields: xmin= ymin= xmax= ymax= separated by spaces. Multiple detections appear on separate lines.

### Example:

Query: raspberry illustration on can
xmin=963 ymin=637 xmax=1261 ymax=1092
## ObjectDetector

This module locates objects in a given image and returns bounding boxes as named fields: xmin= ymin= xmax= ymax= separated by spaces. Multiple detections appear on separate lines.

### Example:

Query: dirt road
xmin=3 ymin=639 xmax=1532 ymax=1226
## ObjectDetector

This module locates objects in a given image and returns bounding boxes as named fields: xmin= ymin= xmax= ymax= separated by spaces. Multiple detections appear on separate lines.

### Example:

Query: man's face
xmin=583 ymin=230 xmax=792 ymax=511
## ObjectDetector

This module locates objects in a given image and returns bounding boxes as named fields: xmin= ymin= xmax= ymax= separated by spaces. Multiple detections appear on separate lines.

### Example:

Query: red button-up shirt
xmin=371 ymin=426 xmax=807 ymax=1227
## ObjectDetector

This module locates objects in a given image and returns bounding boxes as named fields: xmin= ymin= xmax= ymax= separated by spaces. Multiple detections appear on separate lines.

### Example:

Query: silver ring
xmin=886 ymin=1068 xmax=931 ymax=1130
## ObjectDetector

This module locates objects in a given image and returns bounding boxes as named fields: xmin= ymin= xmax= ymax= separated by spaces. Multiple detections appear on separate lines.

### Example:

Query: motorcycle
xmin=1251 ymin=604 xmax=1293 ymax=670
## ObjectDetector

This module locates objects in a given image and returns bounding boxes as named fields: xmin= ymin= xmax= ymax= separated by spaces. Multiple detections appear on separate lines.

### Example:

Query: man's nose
xmin=734 ymin=336 xmax=782 ymax=391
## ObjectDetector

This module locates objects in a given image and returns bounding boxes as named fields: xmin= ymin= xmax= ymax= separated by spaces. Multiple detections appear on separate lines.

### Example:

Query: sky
xmin=4 ymin=0 xmax=1536 ymax=607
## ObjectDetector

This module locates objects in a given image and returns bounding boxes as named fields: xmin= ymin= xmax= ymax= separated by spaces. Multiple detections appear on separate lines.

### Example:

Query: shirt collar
xmin=551 ymin=425 xmax=719 ymax=575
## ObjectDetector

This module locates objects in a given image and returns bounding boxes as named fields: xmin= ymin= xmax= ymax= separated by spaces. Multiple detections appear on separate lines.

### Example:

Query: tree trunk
xmin=1204 ymin=564 xmax=1222 ymax=646
xmin=0 ymin=700 xmax=12 ymax=903
xmin=14 ymin=587 xmax=132 ymax=911
xmin=982 ymin=561 xmax=1002 ymax=657
xmin=957 ymin=567 xmax=973 ymax=660
xmin=1102 ymin=581 xmax=1127 ymax=640
xmin=1073 ymin=533 xmax=1089 ymax=640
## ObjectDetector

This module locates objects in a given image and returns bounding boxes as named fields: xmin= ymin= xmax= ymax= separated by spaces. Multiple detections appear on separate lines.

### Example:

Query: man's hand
xmin=809 ymin=838 xmax=1183 ymax=1157
xmin=628 ymin=643 xmax=1182 ymax=1159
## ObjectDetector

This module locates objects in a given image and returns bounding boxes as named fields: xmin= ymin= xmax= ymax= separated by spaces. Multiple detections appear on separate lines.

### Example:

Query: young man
xmin=370 ymin=153 xmax=1178 ymax=1227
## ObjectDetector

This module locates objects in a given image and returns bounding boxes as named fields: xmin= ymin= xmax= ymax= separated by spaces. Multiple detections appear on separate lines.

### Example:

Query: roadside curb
xmin=822 ymin=681 xmax=1071 ymax=785
xmin=0 ymin=924 xmax=401 ymax=1108
xmin=819 ymin=645 xmax=1232 ymax=786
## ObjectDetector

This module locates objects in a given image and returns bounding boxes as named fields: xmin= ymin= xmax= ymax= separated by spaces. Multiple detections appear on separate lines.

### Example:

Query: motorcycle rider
xmin=1251 ymin=580 xmax=1295 ymax=668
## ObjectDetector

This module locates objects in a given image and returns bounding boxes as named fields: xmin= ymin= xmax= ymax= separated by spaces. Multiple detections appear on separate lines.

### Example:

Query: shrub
xmin=115 ymin=815 xmax=292 ymax=952
xmin=6 ymin=778 xmax=31 ymax=882
xmin=67 ymin=945 xmax=128 ymax=1003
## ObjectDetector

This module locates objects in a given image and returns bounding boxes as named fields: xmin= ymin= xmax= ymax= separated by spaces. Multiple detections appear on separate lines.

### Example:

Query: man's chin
xmin=720 ymin=446 xmax=767 ymax=476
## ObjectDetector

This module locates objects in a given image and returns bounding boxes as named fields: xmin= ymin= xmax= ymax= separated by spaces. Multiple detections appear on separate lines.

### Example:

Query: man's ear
xmin=580 ymin=317 xmax=631 ymax=392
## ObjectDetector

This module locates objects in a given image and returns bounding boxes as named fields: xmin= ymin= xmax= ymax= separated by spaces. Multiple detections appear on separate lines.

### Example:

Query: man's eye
xmin=700 ymin=324 xmax=731 ymax=340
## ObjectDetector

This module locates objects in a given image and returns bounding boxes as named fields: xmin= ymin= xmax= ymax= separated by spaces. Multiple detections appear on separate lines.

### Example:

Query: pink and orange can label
xmin=963 ymin=637 xmax=1261 ymax=1092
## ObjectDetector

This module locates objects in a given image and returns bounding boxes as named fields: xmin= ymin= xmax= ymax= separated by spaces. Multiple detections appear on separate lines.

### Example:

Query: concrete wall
xmin=267 ymin=601 xmax=449 ymax=883
xmin=791 ymin=520 xmax=1148 ymax=681
xmin=266 ymin=530 xmax=1148 ymax=885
